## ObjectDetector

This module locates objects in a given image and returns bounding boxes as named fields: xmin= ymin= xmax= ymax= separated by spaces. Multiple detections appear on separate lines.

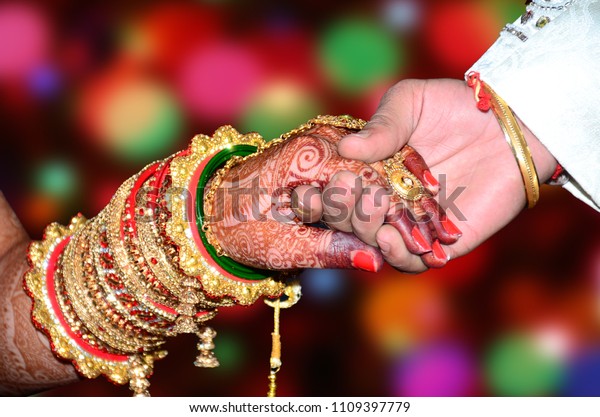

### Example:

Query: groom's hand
xmin=336 ymin=79 xmax=558 ymax=271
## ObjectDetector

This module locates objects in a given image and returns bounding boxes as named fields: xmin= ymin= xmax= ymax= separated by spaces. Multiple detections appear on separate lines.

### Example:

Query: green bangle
xmin=196 ymin=145 xmax=272 ymax=280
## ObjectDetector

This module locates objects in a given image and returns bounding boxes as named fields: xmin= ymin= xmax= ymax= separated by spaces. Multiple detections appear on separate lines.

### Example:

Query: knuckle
xmin=368 ymin=111 xmax=396 ymax=131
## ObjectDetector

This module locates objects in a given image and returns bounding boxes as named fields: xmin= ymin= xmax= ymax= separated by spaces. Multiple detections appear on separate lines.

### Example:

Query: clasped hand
xmin=209 ymin=122 xmax=461 ymax=273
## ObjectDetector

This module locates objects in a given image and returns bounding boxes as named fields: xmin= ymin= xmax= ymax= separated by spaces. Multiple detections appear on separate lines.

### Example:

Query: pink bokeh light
xmin=176 ymin=41 xmax=265 ymax=122
xmin=0 ymin=3 xmax=50 ymax=79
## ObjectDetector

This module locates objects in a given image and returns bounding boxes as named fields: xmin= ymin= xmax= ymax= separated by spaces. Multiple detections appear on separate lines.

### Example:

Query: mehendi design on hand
xmin=210 ymin=124 xmax=460 ymax=270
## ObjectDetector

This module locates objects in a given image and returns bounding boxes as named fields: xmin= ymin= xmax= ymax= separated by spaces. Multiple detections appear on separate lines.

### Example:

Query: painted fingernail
xmin=351 ymin=129 xmax=371 ymax=138
xmin=351 ymin=250 xmax=377 ymax=272
xmin=432 ymin=240 xmax=449 ymax=261
xmin=441 ymin=217 xmax=462 ymax=236
xmin=411 ymin=226 xmax=432 ymax=252
xmin=423 ymin=170 xmax=439 ymax=188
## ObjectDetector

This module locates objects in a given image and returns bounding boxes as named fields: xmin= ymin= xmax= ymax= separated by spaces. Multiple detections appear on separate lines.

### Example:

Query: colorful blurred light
xmin=19 ymin=193 xmax=62 ymax=234
xmin=176 ymin=42 xmax=265 ymax=122
xmin=391 ymin=342 xmax=477 ymax=396
xmin=493 ymin=0 xmax=525 ymax=23
xmin=380 ymin=0 xmax=422 ymax=33
xmin=123 ymin=3 xmax=223 ymax=75
xmin=102 ymin=80 xmax=182 ymax=162
xmin=318 ymin=17 xmax=404 ymax=95
xmin=213 ymin=331 xmax=245 ymax=373
xmin=0 ymin=3 xmax=50 ymax=79
xmin=32 ymin=159 xmax=79 ymax=200
xmin=360 ymin=273 xmax=448 ymax=355
xmin=534 ymin=324 xmax=575 ymax=361
xmin=240 ymin=79 xmax=321 ymax=141
xmin=423 ymin=2 xmax=502 ymax=76
xmin=485 ymin=332 xmax=565 ymax=396
xmin=28 ymin=64 xmax=62 ymax=99
xmin=563 ymin=348 xmax=600 ymax=396
xmin=248 ymin=25 xmax=320 ymax=89
xmin=300 ymin=269 xmax=346 ymax=302
xmin=79 ymin=67 xmax=183 ymax=163
xmin=423 ymin=241 xmax=493 ymax=288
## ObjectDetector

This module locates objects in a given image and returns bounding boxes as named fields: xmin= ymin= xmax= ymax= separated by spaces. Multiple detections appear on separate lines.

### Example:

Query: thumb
xmin=338 ymin=80 xmax=422 ymax=164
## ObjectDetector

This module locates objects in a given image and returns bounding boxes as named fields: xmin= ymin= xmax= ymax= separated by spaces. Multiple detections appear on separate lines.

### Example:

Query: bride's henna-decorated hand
xmin=209 ymin=124 xmax=460 ymax=272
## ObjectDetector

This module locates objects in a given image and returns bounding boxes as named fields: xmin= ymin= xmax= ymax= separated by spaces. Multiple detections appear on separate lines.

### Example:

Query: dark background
xmin=1 ymin=0 xmax=599 ymax=396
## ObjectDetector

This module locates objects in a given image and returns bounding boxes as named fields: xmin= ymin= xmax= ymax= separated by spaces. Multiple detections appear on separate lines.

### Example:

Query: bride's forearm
xmin=0 ymin=193 xmax=78 ymax=396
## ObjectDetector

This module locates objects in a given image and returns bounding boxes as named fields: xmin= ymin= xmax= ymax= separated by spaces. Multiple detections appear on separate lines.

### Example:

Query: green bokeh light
xmin=33 ymin=159 xmax=79 ymax=199
xmin=485 ymin=333 xmax=565 ymax=396
xmin=102 ymin=81 xmax=183 ymax=163
xmin=319 ymin=17 xmax=404 ymax=95
xmin=212 ymin=332 xmax=244 ymax=373
xmin=492 ymin=0 xmax=525 ymax=22
xmin=240 ymin=81 xmax=321 ymax=141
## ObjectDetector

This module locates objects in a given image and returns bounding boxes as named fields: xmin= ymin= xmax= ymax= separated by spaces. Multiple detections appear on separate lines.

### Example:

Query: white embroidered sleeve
xmin=466 ymin=0 xmax=600 ymax=211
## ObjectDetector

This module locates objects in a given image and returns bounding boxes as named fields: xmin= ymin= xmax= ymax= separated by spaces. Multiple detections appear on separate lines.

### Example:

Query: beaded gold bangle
xmin=23 ymin=114 xmax=366 ymax=396
xmin=467 ymin=73 xmax=540 ymax=208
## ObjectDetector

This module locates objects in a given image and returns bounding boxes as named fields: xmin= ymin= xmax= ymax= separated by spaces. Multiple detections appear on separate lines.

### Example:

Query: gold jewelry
xmin=202 ymin=154 xmax=258 ymax=257
xmin=265 ymin=280 xmax=302 ymax=397
xmin=383 ymin=152 xmax=427 ymax=201
xmin=23 ymin=115 xmax=366 ymax=396
xmin=482 ymin=83 xmax=540 ymax=208
xmin=467 ymin=72 xmax=540 ymax=209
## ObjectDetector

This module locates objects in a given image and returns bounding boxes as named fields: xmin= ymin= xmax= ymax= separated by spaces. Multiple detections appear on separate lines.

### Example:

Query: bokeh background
xmin=1 ymin=0 xmax=600 ymax=397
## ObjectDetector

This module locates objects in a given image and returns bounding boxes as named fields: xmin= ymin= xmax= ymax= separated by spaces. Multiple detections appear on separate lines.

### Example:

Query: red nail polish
xmin=351 ymin=250 xmax=377 ymax=272
xmin=432 ymin=240 xmax=448 ymax=260
xmin=423 ymin=170 xmax=439 ymax=188
xmin=441 ymin=217 xmax=462 ymax=236
xmin=411 ymin=226 xmax=432 ymax=251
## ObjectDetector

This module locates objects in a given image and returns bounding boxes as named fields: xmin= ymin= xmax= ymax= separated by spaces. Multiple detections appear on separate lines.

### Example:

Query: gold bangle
xmin=482 ymin=83 xmax=540 ymax=208
xmin=24 ymin=114 xmax=366 ymax=396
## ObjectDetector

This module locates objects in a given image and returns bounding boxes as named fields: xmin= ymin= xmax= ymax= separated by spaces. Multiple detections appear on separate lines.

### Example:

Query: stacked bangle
xmin=24 ymin=126 xmax=287 ymax=396
xmin=23 ymin=114 xmax=367 ymax=396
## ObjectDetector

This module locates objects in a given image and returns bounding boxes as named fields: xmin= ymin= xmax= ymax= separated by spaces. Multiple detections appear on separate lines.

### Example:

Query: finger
xmin=280 ymin=132 xmax=385 ymax=188
xmin=375 ymin=224 xmax=428 ymax=273
xmin=291 ymin=185 xmax=323 ymax=224
xmin=337 ymin=121 xmax=403 ymax=164
xmin=415 ymin=196 xmax=462 ymax=245
xmin=420 ymin=240 xmax=450 ymax=268
xmin=321 ymin=170 xmax=362 ymax=232
xmin=399 ymin=145 xmax=439 ymax=195
xmin=384 ymin=205 xmax=433 ymax=255
xmin=306 ymin=124 xmax=354 ymax=147
xmin=220 ymin=222 xmax=384 ymax=271
xmin=350 ymin=184 xmax=390 ymax=246
xmin=337 ymin=81 xmax=420 ymax=163
xmin=318 ymin=229 xmax=384 ymax=271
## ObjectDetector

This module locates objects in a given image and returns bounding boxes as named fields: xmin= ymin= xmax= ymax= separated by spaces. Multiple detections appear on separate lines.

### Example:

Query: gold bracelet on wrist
xmin=467 ymin=72 xmax=540 ymax=208
xmin=483 ymin=83 xmax=540 ymax=208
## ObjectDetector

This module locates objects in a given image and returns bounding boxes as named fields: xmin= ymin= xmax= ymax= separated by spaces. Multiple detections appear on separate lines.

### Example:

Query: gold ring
xmin=383 ymin=153 xmax=426 ymax=201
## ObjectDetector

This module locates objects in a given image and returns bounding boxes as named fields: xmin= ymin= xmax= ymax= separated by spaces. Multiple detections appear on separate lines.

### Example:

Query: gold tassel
xmin=267 ymin=299 xmax=282 ymax=397
xmin=265 ymin=280 xmax=302 ymax=397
